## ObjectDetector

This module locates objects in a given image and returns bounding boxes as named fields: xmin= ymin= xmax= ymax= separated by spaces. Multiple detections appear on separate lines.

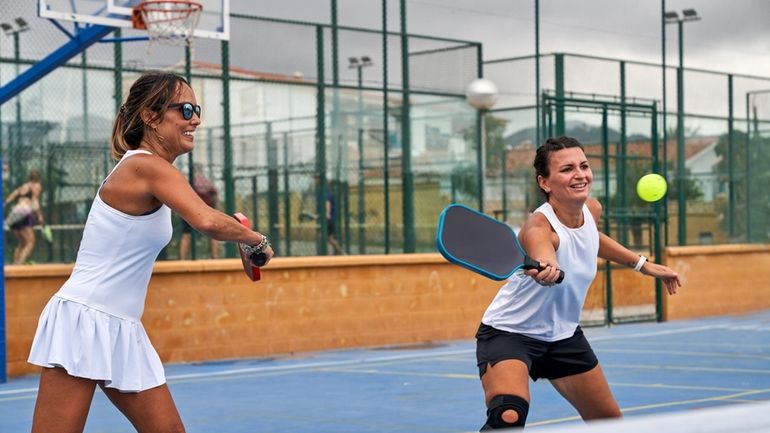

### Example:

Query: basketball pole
xmin=1 ymin=155 xmax=6 ymax=383
xmin=0 ymin=25 xmax=114 ymax=106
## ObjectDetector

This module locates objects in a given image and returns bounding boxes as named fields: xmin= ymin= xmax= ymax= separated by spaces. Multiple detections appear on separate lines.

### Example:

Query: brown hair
xmin=533 ymin=136 xmax=585 ymax=199
xmin=111 ymin=71 xmax=190 ymax=159
xmin=27 ymin=170 xmax=41 ymax=182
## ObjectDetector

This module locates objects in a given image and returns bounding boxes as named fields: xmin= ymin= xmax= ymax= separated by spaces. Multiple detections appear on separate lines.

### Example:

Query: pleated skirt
xmin=28 ymin=296 xmax=165 ymax=393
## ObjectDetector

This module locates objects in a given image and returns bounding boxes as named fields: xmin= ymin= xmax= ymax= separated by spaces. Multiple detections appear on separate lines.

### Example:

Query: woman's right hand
xmin=524 ymin=258 xmax=561 ymax=286
xmin=259 ymin=245 xmax=274 ymax=266
xmin=251 ymin=245 xmax=275 ymax=268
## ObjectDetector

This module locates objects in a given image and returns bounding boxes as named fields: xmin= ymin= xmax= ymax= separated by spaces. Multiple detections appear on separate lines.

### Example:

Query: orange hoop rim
xmin=131 ymin=0 xmax=203 ymax=41
xmin=135 ymin=0 xmax=203 ymax=14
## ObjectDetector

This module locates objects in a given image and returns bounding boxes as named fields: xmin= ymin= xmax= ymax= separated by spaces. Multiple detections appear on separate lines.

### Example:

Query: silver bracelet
xmin=634 ymin=255 xmax=648 ymax=272
xmin=240 ymin=235 xmax=270 ymax=255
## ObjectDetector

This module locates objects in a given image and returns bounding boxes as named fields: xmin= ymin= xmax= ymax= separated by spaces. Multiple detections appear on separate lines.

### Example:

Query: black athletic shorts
xmin=475 ymin=323 xmax=598 ymax=381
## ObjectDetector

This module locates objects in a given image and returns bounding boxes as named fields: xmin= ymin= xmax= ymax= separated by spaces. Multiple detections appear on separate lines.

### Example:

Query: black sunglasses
xmin=168 ymin=102 xmax=202 ymax=120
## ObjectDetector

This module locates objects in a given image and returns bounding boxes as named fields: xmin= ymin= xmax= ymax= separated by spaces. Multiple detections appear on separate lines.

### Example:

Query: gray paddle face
xmin=437 ymin=204 xmax=525 ymax=280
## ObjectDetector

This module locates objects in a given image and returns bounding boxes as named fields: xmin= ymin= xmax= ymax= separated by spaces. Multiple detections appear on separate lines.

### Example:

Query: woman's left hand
xmin=641 ymin=262 xmax=681 ymax=295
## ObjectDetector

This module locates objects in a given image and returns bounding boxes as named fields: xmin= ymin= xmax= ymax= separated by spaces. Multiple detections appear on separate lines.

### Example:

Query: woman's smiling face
xmin=154 ymin=83 xmax=201 ymax=158
xmin=538 ymin=146 xmax=593 ymax=202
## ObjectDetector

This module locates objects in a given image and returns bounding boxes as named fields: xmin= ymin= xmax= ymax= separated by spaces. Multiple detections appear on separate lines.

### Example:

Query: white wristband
xmin=634 ymin=255 xmax=647 ymax=272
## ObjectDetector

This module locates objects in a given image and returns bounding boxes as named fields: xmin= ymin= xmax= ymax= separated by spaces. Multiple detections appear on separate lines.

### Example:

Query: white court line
xmin=529 ymin=388 xmax=770 ymax=427
xmin=165 ymin=348 xmax=474 ymax=381
xmin=588 ymin=324 xmax=724 ymax=342
xmin=0 ymin=323 xmax=732 ymax=397
xmin=0 ymin=387 xmax=37 ymax=396
xmin=598 ymin=348 xmax=770 ymax=361
xmin=604 ymin=363 xmax=770 ymax=375
xmin=166 ymin=324 xmax=733 ymax=382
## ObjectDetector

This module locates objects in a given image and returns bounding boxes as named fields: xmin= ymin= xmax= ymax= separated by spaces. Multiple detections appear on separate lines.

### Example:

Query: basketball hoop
xmin=132 ymin=0 xmax=203 ymax=47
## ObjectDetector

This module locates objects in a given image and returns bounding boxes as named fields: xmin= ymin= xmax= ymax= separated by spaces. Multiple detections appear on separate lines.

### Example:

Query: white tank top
xmin=481 ymin=202 xmax=599 ymax=342
xmin=55 ymin=150 xmax=173 ymax=321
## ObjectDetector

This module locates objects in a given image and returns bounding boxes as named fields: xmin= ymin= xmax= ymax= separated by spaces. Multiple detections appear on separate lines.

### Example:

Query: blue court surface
xmin=2 ymin=310 xmax=769 ymax=432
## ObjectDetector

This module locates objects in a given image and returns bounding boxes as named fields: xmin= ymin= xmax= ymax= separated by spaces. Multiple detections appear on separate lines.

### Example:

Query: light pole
xmin=349 ymin=56 xmax=373 ymax=253
xmin=466 ymin=78 xmax=498 ymax=212
xmin=1 ymin=17 xmax=30 ymax=187
xmin=664 ymin=8 xmax=699 ymax=246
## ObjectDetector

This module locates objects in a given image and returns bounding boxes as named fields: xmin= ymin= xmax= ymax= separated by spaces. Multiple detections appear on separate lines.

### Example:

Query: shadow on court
xmin=2 ymin=310 xmax=769 ymax=432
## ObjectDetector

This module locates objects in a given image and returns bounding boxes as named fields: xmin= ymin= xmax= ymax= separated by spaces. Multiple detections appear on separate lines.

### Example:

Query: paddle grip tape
xmin=523 ymin=255 xmax=565 ymax=283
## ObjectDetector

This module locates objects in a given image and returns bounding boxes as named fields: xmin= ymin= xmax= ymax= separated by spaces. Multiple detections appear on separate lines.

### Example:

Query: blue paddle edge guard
xmin=436 ymin=204 xmax=529 ymax=281
xmin=436 ymin=204 xmax=564 ymax=283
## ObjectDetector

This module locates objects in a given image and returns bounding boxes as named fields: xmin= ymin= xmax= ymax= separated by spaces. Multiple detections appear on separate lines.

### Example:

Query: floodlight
xmin=0 ymin=23 xmax=13 ymax=35
xmin=664 ymin=11 xmax=679 ymax=21
xmin=349 ymin=56 xmax=373 ymax=70
xmin=682 ymin=9 xmax=700 ymax=21
xmin=15 ymin=17 xmax=29 ymax=31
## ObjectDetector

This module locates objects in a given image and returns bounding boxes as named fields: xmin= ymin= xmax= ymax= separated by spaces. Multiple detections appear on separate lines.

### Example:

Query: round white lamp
xmin=465 ymin=78 xmax=498 ymax=111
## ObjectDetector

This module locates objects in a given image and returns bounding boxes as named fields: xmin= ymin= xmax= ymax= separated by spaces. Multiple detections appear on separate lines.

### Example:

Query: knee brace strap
xmin=482 ymin=394 xmax=529 ymax=430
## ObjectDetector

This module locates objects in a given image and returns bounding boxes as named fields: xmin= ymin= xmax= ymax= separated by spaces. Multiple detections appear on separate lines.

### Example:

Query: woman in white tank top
xmin=476 ymin=137 xmax=681 ymax=430
xmin=27 ymin=71 xmax=274 ymax=433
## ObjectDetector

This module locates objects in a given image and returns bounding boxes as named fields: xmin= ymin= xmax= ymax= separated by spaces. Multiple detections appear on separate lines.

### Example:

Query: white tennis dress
xmin=28 ymin=149 xmax=173 ymax=392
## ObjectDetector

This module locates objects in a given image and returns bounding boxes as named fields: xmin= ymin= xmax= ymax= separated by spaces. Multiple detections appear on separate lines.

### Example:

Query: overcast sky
xmin=6 ymin=1 xmax=770 ymax=77
xmin=240 ymin=0 xmax=770 ymax=77
xmin=4 ymin=0 xmax=770 ymax=119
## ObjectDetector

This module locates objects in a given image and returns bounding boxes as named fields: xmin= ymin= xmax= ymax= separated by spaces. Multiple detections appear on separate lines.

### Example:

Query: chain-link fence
xmin=4 ymin=3 xmax=770 ymax=264
xmin=1 ymin=4 xmax=481 ymax=263
xmin=486 ymin=53 xmax=770 ymax=247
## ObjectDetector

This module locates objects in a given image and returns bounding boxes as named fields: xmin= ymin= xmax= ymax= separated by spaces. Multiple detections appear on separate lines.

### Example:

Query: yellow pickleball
xmin=636 ymin=173 xmax=668 ymax=202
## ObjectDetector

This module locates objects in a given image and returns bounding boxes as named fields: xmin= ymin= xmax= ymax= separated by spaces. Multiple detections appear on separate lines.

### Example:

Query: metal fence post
xmin=382 ymin=0 xmax=391 ymax=253
xmin=315 ymin=25 xmax=328 ymax=255
xmin=400 ymin=0 xmax=414 ymax=252
xmin=221 ymin=40 xmax=235 ymax=258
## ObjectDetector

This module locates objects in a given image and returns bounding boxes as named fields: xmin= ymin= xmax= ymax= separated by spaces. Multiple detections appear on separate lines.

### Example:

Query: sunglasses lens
xmin=182 ymin=103 xmax=194 ymax=120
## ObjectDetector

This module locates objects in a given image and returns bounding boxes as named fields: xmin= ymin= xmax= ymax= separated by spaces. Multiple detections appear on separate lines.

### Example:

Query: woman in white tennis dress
xmin=27 ymin=71 xmax=273 ymax=433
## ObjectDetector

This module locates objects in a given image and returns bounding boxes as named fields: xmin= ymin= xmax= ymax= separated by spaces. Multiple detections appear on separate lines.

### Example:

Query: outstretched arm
xmin=109 ymin=154 xmax=274 ymax=264
xmin=588 ymin=198 xmax=680 ymax=294
xmin=597 ymin=232 xmax=680 ymax=294
xmin=4 ymin=185 xmax=22 ymax=205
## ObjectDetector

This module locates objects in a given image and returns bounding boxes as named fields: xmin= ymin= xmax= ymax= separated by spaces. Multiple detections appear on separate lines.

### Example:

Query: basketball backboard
xmin=38 ymin=0 xmax=229 ymax=41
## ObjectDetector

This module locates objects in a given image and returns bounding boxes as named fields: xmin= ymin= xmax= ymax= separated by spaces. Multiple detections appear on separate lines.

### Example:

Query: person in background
xmin=314 ymin=176 xmax=344 ymax=255
xmin=179 ymin=163 xmax=220 ymax=259
xmin=4 ymin=170 xmax=44 ymax=264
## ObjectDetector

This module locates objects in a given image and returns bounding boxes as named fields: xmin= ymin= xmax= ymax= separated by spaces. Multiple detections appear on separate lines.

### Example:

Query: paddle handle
xmin=523 ymin=256 xmax=565 ymax=284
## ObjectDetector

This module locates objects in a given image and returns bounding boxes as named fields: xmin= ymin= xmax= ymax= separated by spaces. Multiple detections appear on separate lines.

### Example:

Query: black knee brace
xmin=480 ymin=394 xmax=529 ymax=430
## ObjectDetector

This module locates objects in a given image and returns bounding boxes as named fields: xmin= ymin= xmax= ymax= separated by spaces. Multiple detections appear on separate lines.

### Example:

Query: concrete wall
xmin=662 ymin=244 xmax=770 ymax=319
xmin=5 ymin=255 xmax=500 ymax=377
xmin=5 ymin=245 xmax=770 ymax=378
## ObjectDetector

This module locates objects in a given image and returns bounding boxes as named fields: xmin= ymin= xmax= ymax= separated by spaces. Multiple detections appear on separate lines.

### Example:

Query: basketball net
xmin=132 ymin=0 xmax=203 ymax=48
